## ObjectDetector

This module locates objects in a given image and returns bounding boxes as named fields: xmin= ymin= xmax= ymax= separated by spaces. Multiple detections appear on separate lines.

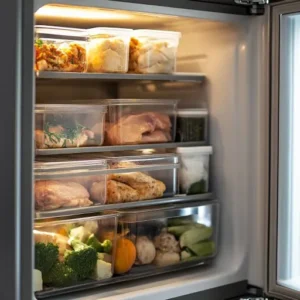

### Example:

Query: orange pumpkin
xmin=114 ymin=238 xmax=136 ymax=274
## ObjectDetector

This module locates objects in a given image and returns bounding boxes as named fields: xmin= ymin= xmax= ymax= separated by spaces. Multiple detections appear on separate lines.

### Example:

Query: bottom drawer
xmin=35 ymin=201 xmax=219 ymax=299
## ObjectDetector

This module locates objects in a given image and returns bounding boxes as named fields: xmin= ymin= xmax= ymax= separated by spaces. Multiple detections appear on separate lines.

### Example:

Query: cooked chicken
xmin=35 ymin=41 xmax=86 ymax=72
xmin=130 ymin=38 xmax=176 ymax=74
xmin=106 ymin=112 xmax=172 ymax=145
xmin=63 ymin=175 xmax=104 ymax=190
xmin=34 ymin=230 xmax=70 ymax=261
xmin=105 ymin=180 xmax=139 ymax=204
xmin=35 ymin=125 xmax=95 ymax=149
xmin=35 ymin=180 xmax=92 ymax=211
xmin=87 ymin=37 xmax=128 ymax=73
xmin=89 ymin=181 xmax=107 ymax=204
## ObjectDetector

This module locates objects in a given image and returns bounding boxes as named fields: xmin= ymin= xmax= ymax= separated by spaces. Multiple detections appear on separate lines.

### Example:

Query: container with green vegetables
xmin=176 ymin=109 xmax=208 ymax=143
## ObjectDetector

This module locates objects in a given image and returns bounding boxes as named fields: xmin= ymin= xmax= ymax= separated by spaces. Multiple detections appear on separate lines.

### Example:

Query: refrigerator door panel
xmin=269 ymin=1 xmax=300 ymax=300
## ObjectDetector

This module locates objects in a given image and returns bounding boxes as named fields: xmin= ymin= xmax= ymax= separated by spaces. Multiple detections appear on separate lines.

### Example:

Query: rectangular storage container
xmin=34 ymin=159 xmax=107 ymax=214
xmin=34 ymin=214 xmax=117 ymax=297
xmin=176 ymin=146 xmax=213 ymax=195
xmin=35 ymin=26 xmax=87 ymax=72
xmin=176 ymin=109 xmax=208 ymax=143
xmin=35 ymin=104 xmax=107 ymax=149
xmin=114 ymin=201 xmax=218 ymax=275
xmin=129 ymin=30 xmax=181 ymax=74
xmin=87 ymin=27 xmax=132 ymax=73
xmin=69 ymin=152 xmax=179 ymax=205
xmin=104 ymin=99 xmax=178 ymax=145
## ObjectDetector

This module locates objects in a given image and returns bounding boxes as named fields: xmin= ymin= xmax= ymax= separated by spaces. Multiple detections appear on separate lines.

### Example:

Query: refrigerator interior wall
xmin=34 ymin=3 xmax=268 ymax=298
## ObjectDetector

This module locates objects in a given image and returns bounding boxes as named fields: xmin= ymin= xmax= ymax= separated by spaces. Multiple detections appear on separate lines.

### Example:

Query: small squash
xmin=114 ymin=238 xmax=136 ymax=274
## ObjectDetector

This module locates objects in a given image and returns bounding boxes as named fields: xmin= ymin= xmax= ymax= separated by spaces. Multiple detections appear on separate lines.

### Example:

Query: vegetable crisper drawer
xmin=104 ymin=99 xmax=178 ymax=145
xmin=34 ymin=214 xmax=117 ymax=297
xmin=114 ymin=201 xmax=219 ymax=275
xmin=34 ymin=159 xmax=107 ymax=212
xmin=70 ymin=152 xmax=180 ymax=204
xmin=35 ymin=104 xmax=107 ymax=149
xmin=35 ymin=26 xmax=87 ymax=72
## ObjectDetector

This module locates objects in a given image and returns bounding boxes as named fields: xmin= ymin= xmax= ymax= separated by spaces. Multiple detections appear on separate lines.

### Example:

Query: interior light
xmin=36 ymin=5 xmax=132 ymax=20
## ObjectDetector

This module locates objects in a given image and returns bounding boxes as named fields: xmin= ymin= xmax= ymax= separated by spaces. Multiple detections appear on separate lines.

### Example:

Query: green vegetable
xmin=187 ymin=179 xmax=207 ymax=195
xmin=187 ymin=241 xmax=215 ymax=257
xmin=35 ymin=243 xmax=59 ymax=275
xmin=35 ymin=39 xmax=43 ymax=47
xmin=65 ymin=240 xmax=97 ymax=280
xmin=176 ymin=116 xmax=205 ymax=142
xmin=179 ymin=226 xmax=213 ymax=248
xmin=168 ymin=216 xmax=195 ymax=227
xmin=168 ymin=224 xmax=206 ymax=237
xmin=43 ymin=262 xmax=77 ymax=287
xmin=86 ymin=234 xmax=113 ymax=254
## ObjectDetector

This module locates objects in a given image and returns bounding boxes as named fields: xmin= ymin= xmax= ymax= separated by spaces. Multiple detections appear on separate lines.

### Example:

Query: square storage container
xmin=34 ymin=214 xmax=117 ymax=297
xmin=35 ymin=26 xmax=87 ymax=72
xmin=114 ymin=201 xmax=218 ymax=275
xmin=176 ymin=109 xmax=208 ymax=143
xmin=34 ymin=159 xmax=107 ymax=215
xmin=176 ymin=146 xmax=213 ymax=195
xmin=69 ymin=152 xmax=179 ymax=205
xmin=87 ymin=27 xmax=132 ymax=73
xmin=35 ymin=104 xmax=107 ymax=149
xmin=104 ymin=99 xmax=179 ymax=145
xmin=129 ymin=30 xmax=181 ymax=74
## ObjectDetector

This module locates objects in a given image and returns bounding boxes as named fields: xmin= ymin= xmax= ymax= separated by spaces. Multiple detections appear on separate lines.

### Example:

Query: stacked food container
xmin=33 ymin=25 xmax=218 ymax=299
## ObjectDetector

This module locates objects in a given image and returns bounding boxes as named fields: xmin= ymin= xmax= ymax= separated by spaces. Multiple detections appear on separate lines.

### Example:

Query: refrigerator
xmin=1 ymin=0 xmax=299 ymax=299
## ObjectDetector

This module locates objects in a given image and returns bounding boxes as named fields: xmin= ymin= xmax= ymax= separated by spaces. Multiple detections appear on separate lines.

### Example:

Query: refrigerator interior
xmin=33 ymin=3 xmax=269 ymax=299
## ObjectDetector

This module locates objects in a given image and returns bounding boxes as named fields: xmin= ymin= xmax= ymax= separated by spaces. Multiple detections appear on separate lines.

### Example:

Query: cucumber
xmin=168 ymin=224 xmax=206 ymax=237
xmin=179 ymin=226 xmax=213 ymax=248
xmin=187 ymin=241 xmax=215 ymax=257
xmin=168 ymin=216 xmax=195 ymax=226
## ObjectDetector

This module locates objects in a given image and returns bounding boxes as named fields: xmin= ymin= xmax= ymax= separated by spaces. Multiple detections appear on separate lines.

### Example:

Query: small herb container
xmin=176 ymin=109 xmax=208 ymax=143
xmin=176 ymin=146 xmax=212 ymax=195
xmin=35 ymin=104 xmax=107 ymax=149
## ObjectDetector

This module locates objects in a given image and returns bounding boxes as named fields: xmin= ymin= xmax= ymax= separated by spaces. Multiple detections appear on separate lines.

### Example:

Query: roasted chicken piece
xmin=106 ymin=112 xmax=172 ymax=145
xmin=35 ymin=180 xmax=92 ymax=211
xmin=105 ymin=180 xmax=139 ymax=204
xmin=89 ymin=181 xmax=107 ymax=204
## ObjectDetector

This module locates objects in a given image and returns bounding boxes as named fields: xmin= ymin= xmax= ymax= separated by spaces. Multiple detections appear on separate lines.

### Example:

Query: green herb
xmin=187 ymin=179 xmax=207 ymax=195
xmin=35 ymin=39 xmax=43 ymax=47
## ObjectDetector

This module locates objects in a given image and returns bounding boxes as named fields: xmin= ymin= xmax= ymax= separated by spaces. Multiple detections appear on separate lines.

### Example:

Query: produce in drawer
xmin=105 ymin=112 xmax=172 ymax=145
xmin=114 ymin=238 xmax=136 ymax=274
xmin=34 ymin=219 xmax=114 ymax=290
xmin=135 ymin=236 xmax=156 ymax=265
xmin=35 ymin=39 xmax=86 ymax=72
xmin=35 ymin=180 xmax=93 ymax=211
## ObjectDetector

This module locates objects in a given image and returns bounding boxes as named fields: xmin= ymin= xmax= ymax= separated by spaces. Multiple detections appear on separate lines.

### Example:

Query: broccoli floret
xmin=101 ymin=240 xmax=112 ymax=254
xmin=43 ymin=262 xmax=77 ymax=287
xmin=35 ymin=243 xmax=59 ymax=275
xmin=86 ymin=234 xmax=112 ymax=254
xmin=65 ymin=240 xmax=97 ymax=280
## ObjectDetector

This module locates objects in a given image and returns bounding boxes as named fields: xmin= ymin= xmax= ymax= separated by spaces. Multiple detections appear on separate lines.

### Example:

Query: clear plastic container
xmin=34 ymin=214 xmax=117 ymax=296
xmin=129 ymin=30 xmax=181 ymax=74
xmin=69 ymin=152 xmax=179 ymax=204
xmin=114 ymin=202 xmax=218 ymax=274
xmin=34 ymin=159 xmax=107 ymax=212
xmin=35 ymin=104 xmax=107 ymax=149
xmin=176 ymin=109 xmax=208 ymax=143
xmin=87 ymin=27 xmax=132 ymax=73
xmin=104 ymin=99 xmax=179 ymax=145
xmin=176 ymin=146 xmax=213 ymax=194
xmin=35 ymin=26 xmax=87 ymax=72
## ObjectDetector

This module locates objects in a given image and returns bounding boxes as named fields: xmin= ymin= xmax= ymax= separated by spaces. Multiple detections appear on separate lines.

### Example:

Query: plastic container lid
xmin=87 ymin=27 xmax=133 ymax=37
xmin=133 ymin=29 xmax=182 ymax=40
xmin=35 ymin=104 xmax=107 ymax=113
xmin=176 ymin=146 xmax=213 ymax=154
xmin=177 ymin=109 xmax=208 ymax=117
xmin=104 ymin=99 xmax=179 ymax=106
xmin=35 ymin=25 xmax=87 ymax=39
